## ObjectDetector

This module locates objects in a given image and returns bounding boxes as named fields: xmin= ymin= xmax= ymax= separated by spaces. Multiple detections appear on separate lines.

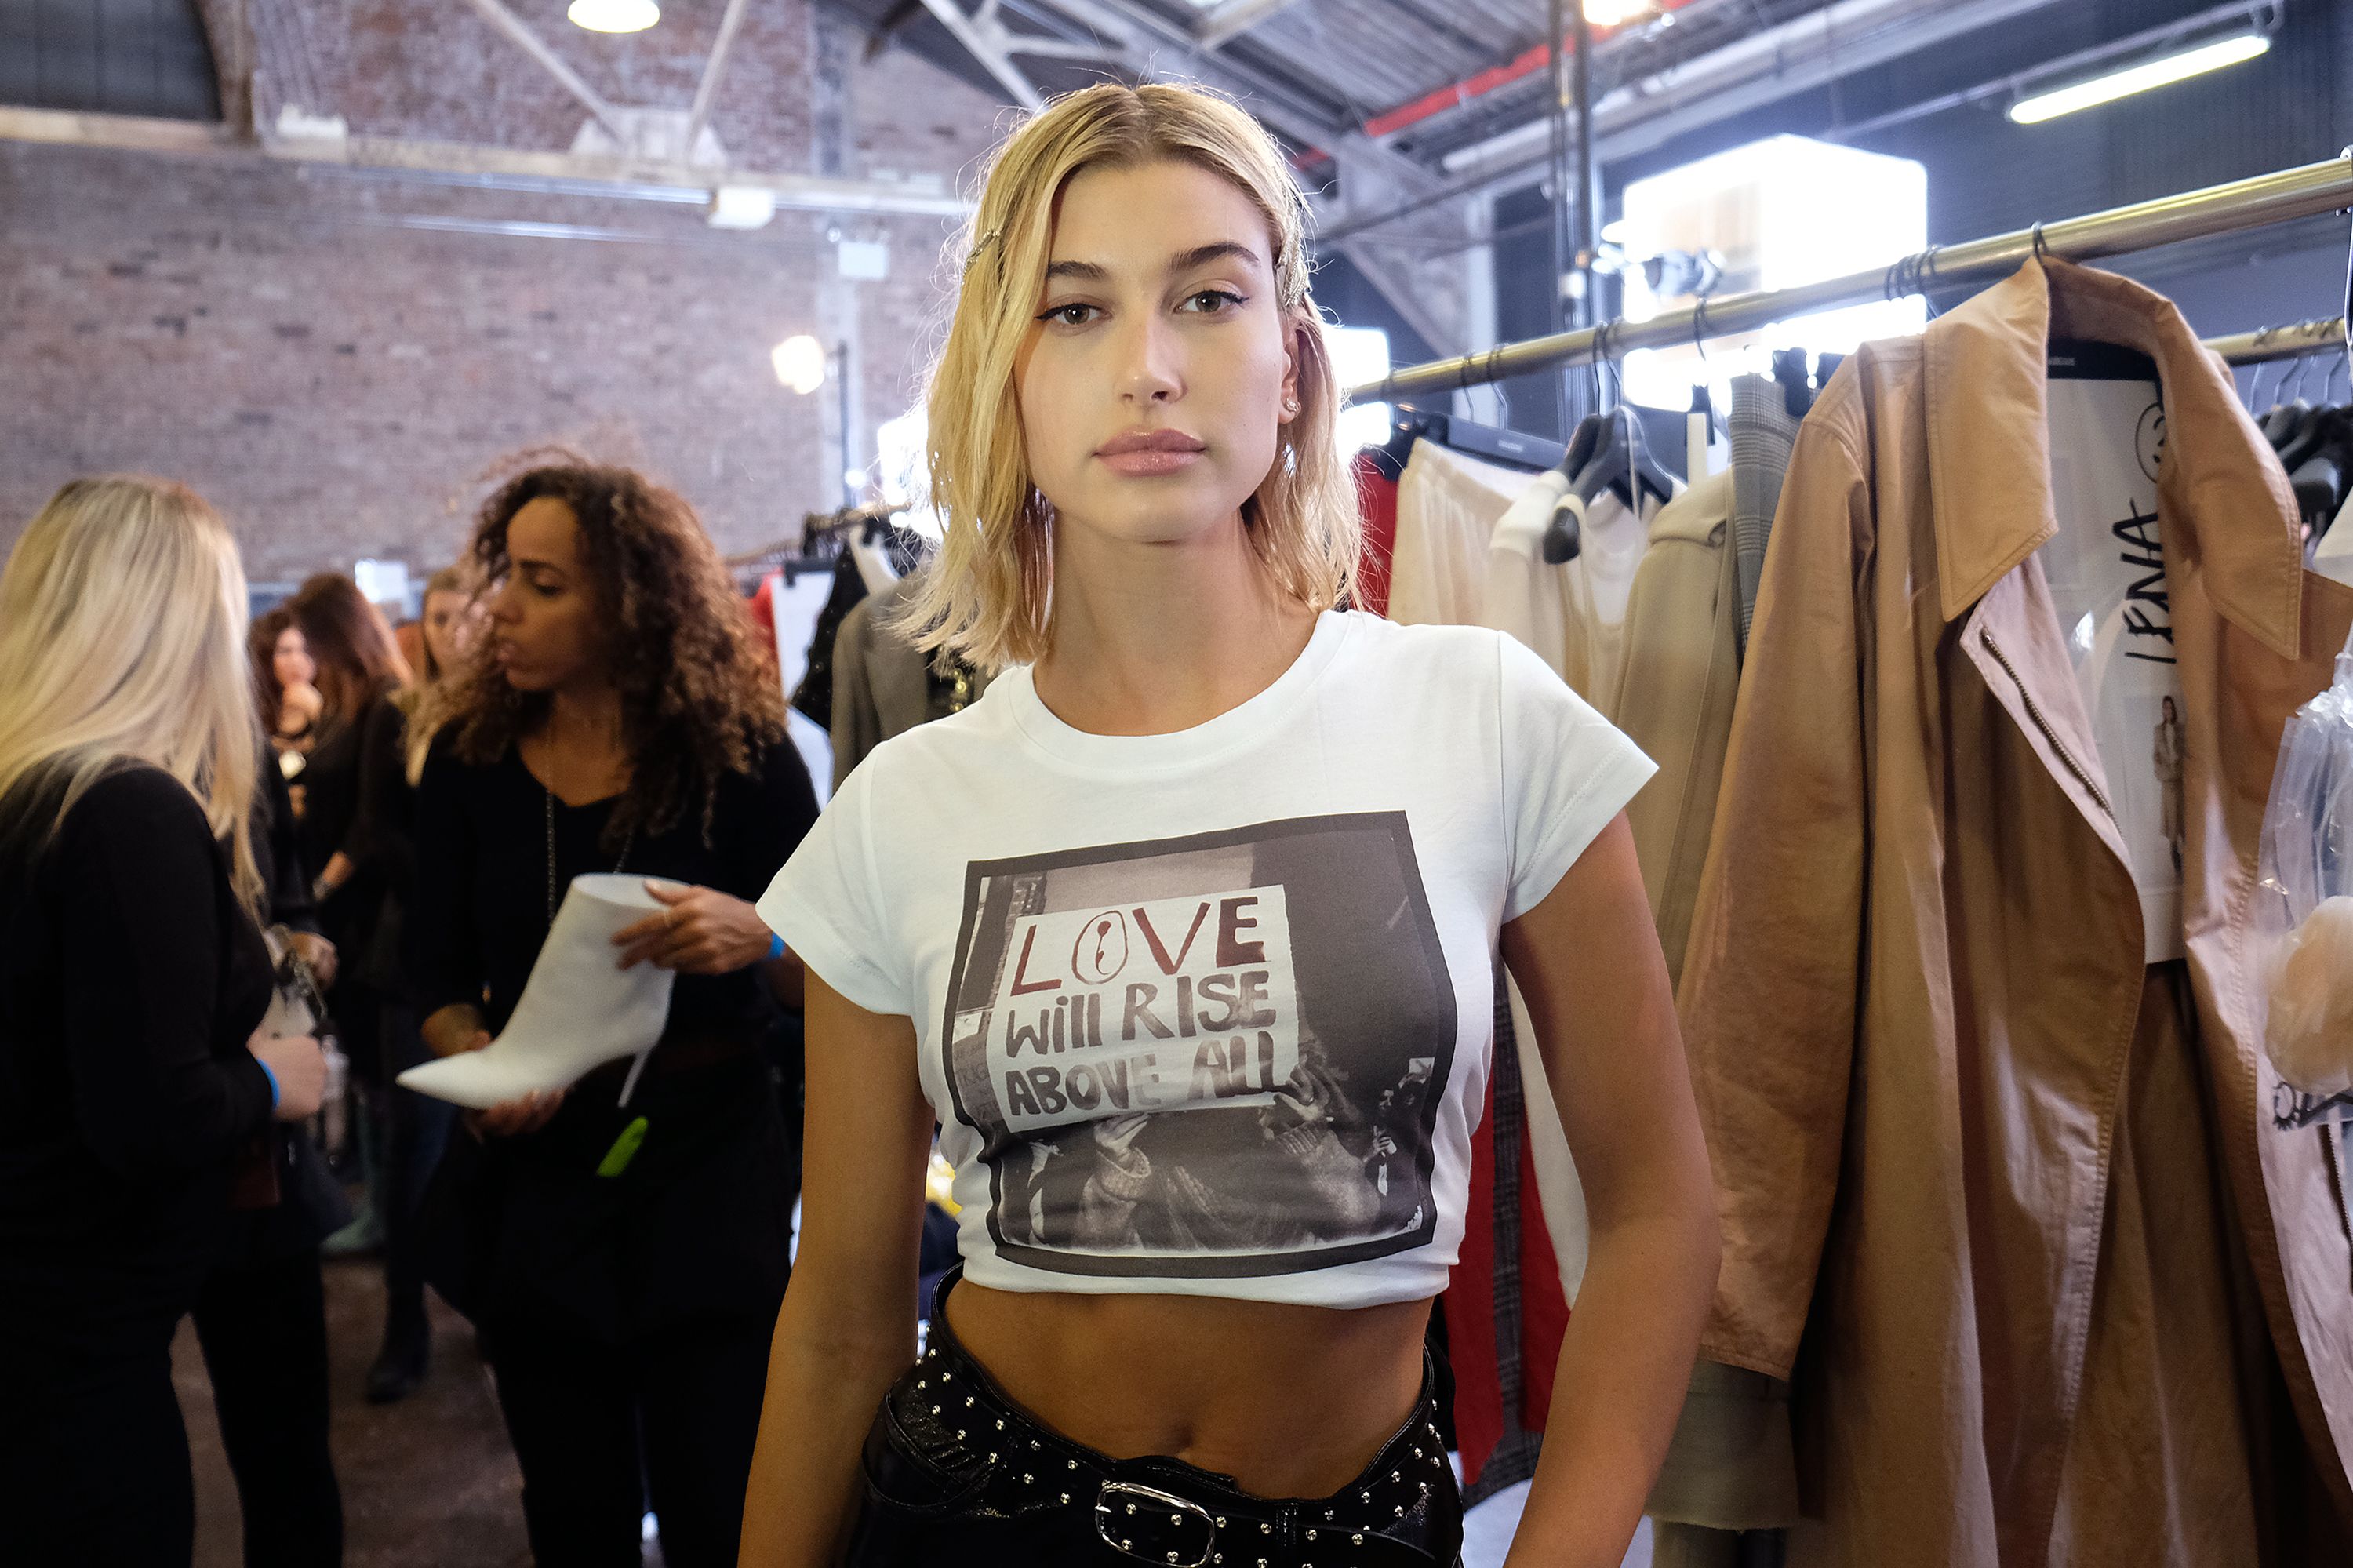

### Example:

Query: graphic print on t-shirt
xmin=2041 ymin=343 xmax=2186 ymax=963
xmin=939 ymin=813 xmax=1457 ymax=1279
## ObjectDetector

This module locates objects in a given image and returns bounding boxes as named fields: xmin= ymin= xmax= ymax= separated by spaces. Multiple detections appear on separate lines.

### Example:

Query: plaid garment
xmin=1728 ymin=373 xmax=1802 ymax=660
xmin=1442 ymin=976 xmax=1566 ymax=1507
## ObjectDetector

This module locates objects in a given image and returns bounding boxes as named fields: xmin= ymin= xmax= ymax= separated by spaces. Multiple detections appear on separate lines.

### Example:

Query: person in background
xmin=285 ymin=574 xmax=413 ymax=1255
xmin=394 ymin=618 xmax=427 ymax=683
xmin=408 ymin=462 xmax=818 ymax=1568
xmin=187 ymin=734 xmax=353 ymax=1568
xmin=358 ymin=562 xmax=479 ymax=1403
xmin=0 ymin=476 xmax=327 ymax=1566
xmin=253 ymin=607 xmax=325 ymax=759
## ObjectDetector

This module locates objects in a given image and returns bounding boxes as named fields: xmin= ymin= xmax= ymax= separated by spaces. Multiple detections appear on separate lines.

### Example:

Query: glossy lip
xmin=1096 ymin=427 xmax=1206 ymax=477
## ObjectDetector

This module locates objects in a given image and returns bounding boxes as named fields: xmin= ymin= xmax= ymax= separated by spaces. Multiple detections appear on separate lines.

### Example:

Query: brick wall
xmin=0 ymin=0 xmax=1005 ymax=582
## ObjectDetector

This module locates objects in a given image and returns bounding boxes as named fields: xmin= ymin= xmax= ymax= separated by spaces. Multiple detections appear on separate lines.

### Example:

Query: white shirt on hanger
xmin=1483 ymin=469 xmax=1575 ymax=682
xmin=1387 ymin=440 xmax=1526 ymax=628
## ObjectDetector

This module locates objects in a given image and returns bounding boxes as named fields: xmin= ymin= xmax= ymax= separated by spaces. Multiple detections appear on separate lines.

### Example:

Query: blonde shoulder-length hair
xmin=0 ymin=477 xmax=263 ymax=911
xmin=900 ymin=81 xmax=1360 ymax=672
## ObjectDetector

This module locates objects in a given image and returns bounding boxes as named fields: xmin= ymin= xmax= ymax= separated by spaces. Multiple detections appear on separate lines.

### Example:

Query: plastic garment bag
xmin=2256 ymin=624 xmax=2353 ymax=1101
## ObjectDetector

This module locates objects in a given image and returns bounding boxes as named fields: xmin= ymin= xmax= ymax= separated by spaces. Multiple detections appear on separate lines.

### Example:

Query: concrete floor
xmin=171 ymin=1259 xmax=566 ymax=1568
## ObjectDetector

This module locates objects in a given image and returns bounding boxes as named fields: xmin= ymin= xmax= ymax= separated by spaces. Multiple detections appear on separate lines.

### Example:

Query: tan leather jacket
xmin=1678 ymin=257 xmax=2353 ymax=1563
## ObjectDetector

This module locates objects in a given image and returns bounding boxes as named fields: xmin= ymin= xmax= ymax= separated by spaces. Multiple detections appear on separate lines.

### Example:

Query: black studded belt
xmin=845 ymin=1271 xmax=1464 ymax=1568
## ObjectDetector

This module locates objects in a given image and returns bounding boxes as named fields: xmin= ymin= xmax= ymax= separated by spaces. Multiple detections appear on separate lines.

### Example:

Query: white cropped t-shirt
xmin=758 ymin=609 xmax=1654 ymax=1309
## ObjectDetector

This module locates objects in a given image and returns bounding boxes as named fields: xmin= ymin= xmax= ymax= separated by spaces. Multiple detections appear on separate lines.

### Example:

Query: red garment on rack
xmin=1353 ymin=451 xmax=1398 ymax=617
xmin=747 ymin=570 xmax=781 ymax=668
xmin=1443 ymin=1049 xmax=1569 ymax=1492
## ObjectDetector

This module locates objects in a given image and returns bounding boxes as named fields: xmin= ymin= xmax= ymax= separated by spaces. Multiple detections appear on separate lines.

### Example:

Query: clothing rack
xmin=725 ymin=504 xmax=904 ymax=584
xmin=1351 ymin=153 xmax=2353 ymax=402
xmin=1386 ymin=404 xmax=1569 ymax=471
xmin=2211 ymin=316 xmax=2348 ymax=366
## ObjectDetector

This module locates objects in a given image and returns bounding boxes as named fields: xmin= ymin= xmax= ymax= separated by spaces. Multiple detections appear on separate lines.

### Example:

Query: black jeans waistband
xmin=846 ymin=1268 xmax=1464 ymax=1567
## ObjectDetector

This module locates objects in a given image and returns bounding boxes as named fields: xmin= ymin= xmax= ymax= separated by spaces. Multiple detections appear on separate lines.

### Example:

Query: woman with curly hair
xmin=406 ymin=459 xmax=819 ymax=1568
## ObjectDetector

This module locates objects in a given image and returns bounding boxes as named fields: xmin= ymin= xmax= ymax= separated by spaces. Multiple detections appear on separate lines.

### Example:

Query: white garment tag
xmin=2039 ymin=360 xmax=2187 ymax=964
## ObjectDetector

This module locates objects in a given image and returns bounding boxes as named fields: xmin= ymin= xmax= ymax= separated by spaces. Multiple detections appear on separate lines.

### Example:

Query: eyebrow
xmin=1042 ymin=241 xmax=1264 ymax=285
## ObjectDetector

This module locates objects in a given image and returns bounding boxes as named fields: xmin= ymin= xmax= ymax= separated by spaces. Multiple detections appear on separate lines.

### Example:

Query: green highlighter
xmin=597 ymin=1117 xmax=649 ymax=1178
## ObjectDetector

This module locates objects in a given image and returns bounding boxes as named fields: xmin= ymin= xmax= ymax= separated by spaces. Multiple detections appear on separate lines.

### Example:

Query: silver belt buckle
xmin=1093 ymin=1479 xmax=1217 ymax=1567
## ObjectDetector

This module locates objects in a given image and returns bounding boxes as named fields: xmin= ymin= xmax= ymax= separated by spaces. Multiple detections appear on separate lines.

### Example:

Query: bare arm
xmin=1500 ymin=813 xmax=1720 ymax=1568
xmin=739 ymin=973 xmax=935 ymax=1567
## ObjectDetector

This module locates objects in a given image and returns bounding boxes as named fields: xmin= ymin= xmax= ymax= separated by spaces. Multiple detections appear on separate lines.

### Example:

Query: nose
xmin=1115 ymin=313 xmax=1183 ymax=406
xmin=489 ymin=580 xmax=523 ymax=625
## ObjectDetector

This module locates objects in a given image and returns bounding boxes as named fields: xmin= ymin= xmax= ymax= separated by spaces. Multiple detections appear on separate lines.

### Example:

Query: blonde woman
xmin=0 ymin=477 xmax=326 ymax=1566
xmin=744 ymin=85 xmax=1718 ymax=1568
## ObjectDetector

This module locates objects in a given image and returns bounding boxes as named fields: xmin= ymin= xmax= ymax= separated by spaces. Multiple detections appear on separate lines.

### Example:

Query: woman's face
xmin=421 ymin=587 xmax=478 ymax=678
xmin=488 ymin=497 xmax=608 ymax=695
xmin=272 ymin=624 xmax=315 ymax=689
xmin=1015 ymin=159 xmax=1299 ymax=553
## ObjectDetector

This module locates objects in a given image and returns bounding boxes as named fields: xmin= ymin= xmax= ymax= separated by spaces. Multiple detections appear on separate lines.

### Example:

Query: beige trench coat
xmin=1678 ymin=257 xmax=2353 ymax=1565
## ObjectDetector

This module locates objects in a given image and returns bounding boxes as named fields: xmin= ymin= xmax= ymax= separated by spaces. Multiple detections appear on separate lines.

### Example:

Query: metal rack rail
xmin=1351 ymin=153 xmax=2353 ymax=402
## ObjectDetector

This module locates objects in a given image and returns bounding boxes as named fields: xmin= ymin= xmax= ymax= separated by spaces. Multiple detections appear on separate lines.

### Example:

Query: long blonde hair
xmin=902 ymin=82 xmax=1358 ymax=672
xmin=0 ymin=477 xmax=263 ymax=911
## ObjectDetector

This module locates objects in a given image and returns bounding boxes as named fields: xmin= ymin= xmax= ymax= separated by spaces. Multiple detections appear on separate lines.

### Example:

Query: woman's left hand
xmin=613 ymin=881 xmax=776 ymax=975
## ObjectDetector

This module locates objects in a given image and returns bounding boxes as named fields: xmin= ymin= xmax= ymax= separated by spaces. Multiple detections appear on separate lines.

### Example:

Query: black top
xmin=255 ymin=748 xmax=322 ymax=937
xmin=353 ymin=696 xmax=416 ymax=908
xmin=0 ymin=767 xmax=275 ymax=1340
xmin=299 ymin=687 xmax=398 ymax=956
xmin=406 ymin=732 xmax=820 ymax=1340
xmin=409 ymin=734 xmax=818 ymax=1044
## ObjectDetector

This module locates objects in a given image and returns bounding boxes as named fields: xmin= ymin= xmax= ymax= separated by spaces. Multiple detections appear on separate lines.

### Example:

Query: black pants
xmin=486 ymin=1311 xmax=774 ymax=1568
xmin=0 ymin=1315 xmax=194 ymax=1566
xmin=380 ymin=999 xmax=456 ymax=1331
xmin=191 ymin=1250 xmax=345 ymax=1568
xmin=847 ymin=1271 xmax=1464 ymax=1566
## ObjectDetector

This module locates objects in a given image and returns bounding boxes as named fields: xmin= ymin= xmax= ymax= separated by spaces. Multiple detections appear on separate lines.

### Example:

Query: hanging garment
xmin=2316 ymin=490 xmax=2353 ymax=587
xmin=1584 ymin=472 xmax=1791 ymax=1566
xmin=1353 ymin=449 xmax=1401 ymax=617
xmin=791 ymin=554 xmax=868 ymax=732
xmin=1389 ymin=440 xmax=1526 ymax=628
xmin=827 ymin=573 xmax=993 ymax=794
xmin=1389 ymin=438 xmax=1595 ymax=1500
xmin=1439 ymin=991 xmax=1569 ymax=1506
xmin=1558 ymin=490 xmax=1653 ymax=717
xmin=1726 ymin=373 xmax=1801 ymax=657
xmin=1677 ymin=257 xmax=2353 ymax=1566
xmin=1482 ymin=470 xmax=1575 ymax=682
xmin=1599 ymin=468 xmax=1737 ymax=990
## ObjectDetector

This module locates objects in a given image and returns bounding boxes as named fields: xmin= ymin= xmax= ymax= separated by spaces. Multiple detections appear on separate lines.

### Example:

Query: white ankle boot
xmin=398 ymin=874 xmax=677 ymax=1110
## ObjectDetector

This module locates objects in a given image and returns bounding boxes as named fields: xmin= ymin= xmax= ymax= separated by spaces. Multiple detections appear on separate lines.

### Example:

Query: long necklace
xmin=545 ymin=786 xmax=636 ymax=924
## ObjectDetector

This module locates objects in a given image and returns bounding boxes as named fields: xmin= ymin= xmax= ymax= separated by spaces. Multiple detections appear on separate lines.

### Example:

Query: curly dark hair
xmin=427 ymin=458 xmax=784 ymax=850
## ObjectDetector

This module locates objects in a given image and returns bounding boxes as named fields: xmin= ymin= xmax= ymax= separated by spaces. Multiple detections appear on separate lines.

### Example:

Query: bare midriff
xmin=943 ymin=1279 xmax=1435 ymax=1499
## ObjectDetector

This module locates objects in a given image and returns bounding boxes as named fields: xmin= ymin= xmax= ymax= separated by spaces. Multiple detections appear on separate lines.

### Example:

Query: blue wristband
xmin=767 ymin=932 xmax=786 ymax=962
xmin=258 ymin=1059 xmax=280 ymax=1111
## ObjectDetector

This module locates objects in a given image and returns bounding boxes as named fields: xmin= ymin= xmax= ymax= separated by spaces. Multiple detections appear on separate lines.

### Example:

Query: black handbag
xmin=414 ymin=1126 xmax=505 ymax=1322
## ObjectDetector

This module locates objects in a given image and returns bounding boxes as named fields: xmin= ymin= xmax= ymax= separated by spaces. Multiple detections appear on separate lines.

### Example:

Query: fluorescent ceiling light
xmin=2009 ymin=33 xmax=2268 ymax=125
xmin=567 ymin=0 xmax=659 ymax=35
